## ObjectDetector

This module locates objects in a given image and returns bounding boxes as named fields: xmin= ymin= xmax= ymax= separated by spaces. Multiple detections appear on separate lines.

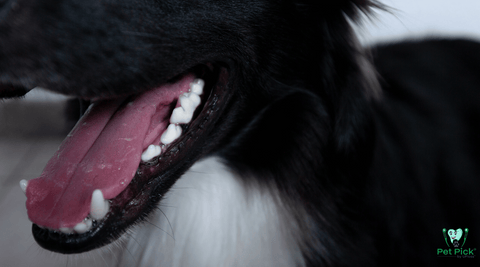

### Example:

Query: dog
xmin=1 ymin=0 xmax=480 ymax=266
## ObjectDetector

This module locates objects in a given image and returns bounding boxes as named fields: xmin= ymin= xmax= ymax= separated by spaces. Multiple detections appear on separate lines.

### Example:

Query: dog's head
xmin=0 ymin=0 xmax=379 ymax=254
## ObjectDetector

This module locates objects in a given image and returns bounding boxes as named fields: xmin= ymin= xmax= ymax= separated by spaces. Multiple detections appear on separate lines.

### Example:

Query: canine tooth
xmin=190 ymin=79 xmax=204 ymax=95
xmin=90 ymin=189 xmax=109 ymax=220
xmin=141 ymin=144 xmax=162 ymax=162
xmin=160 ymin=124 xmax=182 ymax=144
xmin=59 ymin=227 xmax=73 ymax=234
xmin=19 ymin=179 xmax=28 ymax=194
xmin=170 ymin=106 xmax=194 ymax=124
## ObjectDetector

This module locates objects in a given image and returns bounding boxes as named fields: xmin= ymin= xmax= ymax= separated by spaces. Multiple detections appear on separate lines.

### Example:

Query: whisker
xmin=157 ymin=207 xmax=175 ymax=242
xmin=145 ymin=220 xmax=175 ymax=240
xmin=124 ymin=245 xmax=137 ymax=265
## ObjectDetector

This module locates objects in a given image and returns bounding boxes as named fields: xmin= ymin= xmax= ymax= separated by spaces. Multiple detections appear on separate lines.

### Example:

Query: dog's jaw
xmin=24 ymin=66 xmax=234 ymax=254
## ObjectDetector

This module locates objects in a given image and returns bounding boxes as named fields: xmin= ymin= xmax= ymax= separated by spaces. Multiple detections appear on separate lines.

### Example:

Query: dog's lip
xmin=31 ymin=64 xmax=231 ymax=254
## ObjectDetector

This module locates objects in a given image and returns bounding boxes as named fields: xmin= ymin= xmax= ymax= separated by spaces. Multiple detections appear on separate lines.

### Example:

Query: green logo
xmin=437 ymin=228 xmax=476 ymax=258
xmin=443 ymin=228 xmax=468 ymax=248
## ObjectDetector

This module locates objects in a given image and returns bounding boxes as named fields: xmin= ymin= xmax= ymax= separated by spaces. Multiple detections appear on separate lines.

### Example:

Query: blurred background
xmin=357 ymin=0 xmax=480 ymax=44
xmin=0 ymin=1 xmax=479 ymax=266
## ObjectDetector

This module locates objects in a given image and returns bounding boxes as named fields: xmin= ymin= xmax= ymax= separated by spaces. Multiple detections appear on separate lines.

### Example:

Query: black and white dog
xmin=1 ymin=0 xmax=480 ymax=266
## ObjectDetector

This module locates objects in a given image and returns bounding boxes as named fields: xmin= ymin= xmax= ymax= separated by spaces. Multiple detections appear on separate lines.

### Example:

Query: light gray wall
xmin=359 ymin=0 xmax=480 ymax=44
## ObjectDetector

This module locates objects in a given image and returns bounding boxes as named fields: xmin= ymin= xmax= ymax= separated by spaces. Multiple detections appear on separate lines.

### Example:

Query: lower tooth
xmin=73 ymin=222 xmax=89 ymax=234
xmin=19 ymin=179 xmax=28 ymax=194
xmin=73 ymin=218 xmax=92 ymax=234
xmin=85 ymin=218 xmax=92 ymax=228
xmin=59 ymin=227 xmax=73 ymax=234
xmin=90 ymin=189 xmax=109 ymax=220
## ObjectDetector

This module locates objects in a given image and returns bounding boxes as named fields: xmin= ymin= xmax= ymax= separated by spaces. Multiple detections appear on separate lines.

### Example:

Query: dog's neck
xmin=218 ymin=15 xmax=380 ymax=264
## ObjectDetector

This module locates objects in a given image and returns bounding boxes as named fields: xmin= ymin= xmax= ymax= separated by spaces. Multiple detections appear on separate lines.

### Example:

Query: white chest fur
xmin=113 ymin=157 xmax=304 ymax=267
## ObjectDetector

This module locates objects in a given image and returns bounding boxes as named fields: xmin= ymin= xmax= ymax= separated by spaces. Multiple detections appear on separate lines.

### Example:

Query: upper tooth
xmin=186 ymin=93 xmax=201 ymax=108
xmin=141 ymin=144 xmax=161 ymax=162
xmin=190 ymin=79 xmax=204 ymax=95
xmin=170 ymin=106 xmax=194 ymax=124
xmin=90 ymin=189 xmax=109 ymax=220
xmin=180 ymin=92 xmax=201 ymax=109
xmin=169 ymin=79 xmax=203 ymax=125
xmin=160 ymin=124 xmax=182 ymax=144
xmin=19 ymin=179 xmax=28 ymax=194
xmin=179 ymin=94 xmax=196 ymax=112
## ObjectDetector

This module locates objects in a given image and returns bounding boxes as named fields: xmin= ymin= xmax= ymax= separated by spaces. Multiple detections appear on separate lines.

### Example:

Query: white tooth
xmin=190 ymin=79 xmax=204 ymax=95
xmin=170 ymin=87 xmax=202 ymax=125
xmin=170 ymin=106 xmax=194 ymax=124
xmin=74 ymin=218 xmax=92 ymax=234
xmin=85 ymin=218 xmax=93 ymax=228
xmin=179 ymin=92 xmax=201 ymax=110
xmin=19 ymin=179 xmax=28 ymax=194
xmin=179 ymin=94 xmax=195 ymax=111
xmin=90 ymin=189 xmax=109 ymax=220
xmin=141 ymin=144 xmax=162 ymax=162
xmin=73 ymin=222 xmax=88 ymax=234
xmin=160 ymin=124 xmax=182 ymax=144
xmin=187 ymin=93 xmax=201 ymax=108
xmin=59 ymin=227 xmax=73 ymax=234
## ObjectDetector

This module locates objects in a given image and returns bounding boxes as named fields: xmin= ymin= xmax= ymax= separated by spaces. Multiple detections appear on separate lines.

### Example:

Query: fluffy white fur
xmin=110 ymin=157 xmax=305 ymax=267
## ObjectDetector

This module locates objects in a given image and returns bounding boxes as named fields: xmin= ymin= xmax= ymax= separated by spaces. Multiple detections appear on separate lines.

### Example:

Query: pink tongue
xmin=26 ymin=75 xmax=195 ymax=229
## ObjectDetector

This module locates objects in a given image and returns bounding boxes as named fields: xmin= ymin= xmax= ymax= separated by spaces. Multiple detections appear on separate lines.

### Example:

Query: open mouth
xmin=17 ymin=63 xmax=231 ymax=254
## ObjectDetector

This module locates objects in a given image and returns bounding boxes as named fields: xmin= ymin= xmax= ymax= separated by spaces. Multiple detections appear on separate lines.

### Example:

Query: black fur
xmin=1 ymin=0 xmax=479 ymax=266
xmin=370 ymin=39 xmax=480 ymax=266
